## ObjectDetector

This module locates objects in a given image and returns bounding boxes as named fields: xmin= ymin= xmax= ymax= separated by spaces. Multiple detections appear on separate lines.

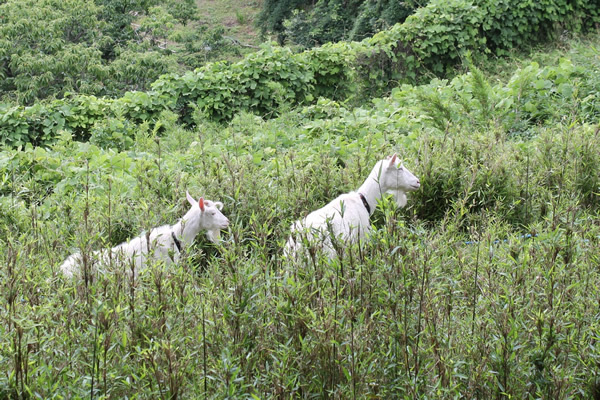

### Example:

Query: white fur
xmin=285 ymin=154 xmax=420 ymax=258
xmin=60 ymin=191 xmax=229 ymax=277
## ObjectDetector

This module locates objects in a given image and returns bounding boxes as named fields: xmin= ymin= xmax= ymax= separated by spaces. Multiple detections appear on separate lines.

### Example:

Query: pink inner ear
xmin=199 ymin=197 xmax=205 ymax=211
xmin=389 ymin=154 xmax=397 ymax=166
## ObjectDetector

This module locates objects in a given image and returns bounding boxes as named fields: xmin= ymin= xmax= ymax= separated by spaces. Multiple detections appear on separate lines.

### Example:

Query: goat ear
xmin=214 ymin=201 xmax=224 ymax=210
xmin=389 ymin=153 xmax=398 ymax=167
xmin=186 ymin=191 xmax=196 ymax=207
xmin=199 ymin=197 xmax=205 ymax=211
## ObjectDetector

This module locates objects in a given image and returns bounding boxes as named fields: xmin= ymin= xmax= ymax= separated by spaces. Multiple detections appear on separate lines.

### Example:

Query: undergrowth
xmin=0 ymin=37 xmax=599 ymax=399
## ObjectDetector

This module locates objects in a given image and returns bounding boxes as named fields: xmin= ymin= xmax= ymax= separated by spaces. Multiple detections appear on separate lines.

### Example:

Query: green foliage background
xmin=258 ymin=0 xmax=419 ymax=45
xmin=2 ymin=0 xmax=599 ymax=147
xmin=0 ymin=0 xmax=240 ymax=106
xmin=1 ymin=37 xmax=600 ymax=397
xmin=258 ymin=0 xmax=600 ymax=49
xmin=1 ymin=0 xmax=600 ymax=397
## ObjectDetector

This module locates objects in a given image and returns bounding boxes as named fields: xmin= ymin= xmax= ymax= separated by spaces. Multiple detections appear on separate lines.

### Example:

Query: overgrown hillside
xmin=256 ymin=0 xmax=418 ymax=46
xmin=1 ymin=35 xmax=599 ymax=397
xmin=3 ymin=0 xmax=599 ymax=148
xmin=0 ymin=0 xmax=254 ymax=106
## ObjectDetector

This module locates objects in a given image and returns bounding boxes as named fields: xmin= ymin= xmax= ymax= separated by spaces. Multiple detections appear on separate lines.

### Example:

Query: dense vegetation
xmin=257 ymin=0 xmax=419 ymax=46
xmin=1 ymin=0 xmax=600 ymax=397
xmin=257 ymin=0 xmax=599 ymax=49
xmin=1 ymin=35 xmax=600 ymax=397
xmin=0 ymin=0 xmax=241 ymax=105
xmin=2 ymin=0 xmax=599 ymax=148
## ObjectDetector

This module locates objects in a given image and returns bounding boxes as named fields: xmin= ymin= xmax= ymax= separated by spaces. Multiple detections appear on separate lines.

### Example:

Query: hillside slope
xmin=196 ymin=0 xmax=263 ymax=48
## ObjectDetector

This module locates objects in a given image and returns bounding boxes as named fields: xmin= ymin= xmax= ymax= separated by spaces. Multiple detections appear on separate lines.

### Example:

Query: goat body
xmin=285 ymin=154 xmax=420 ymax=258
xmin=60 ymin=192 xmax=229 ymax=277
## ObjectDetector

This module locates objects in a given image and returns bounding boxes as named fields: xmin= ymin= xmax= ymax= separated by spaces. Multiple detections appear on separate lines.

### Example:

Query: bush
xmin=397 ymin=0 xmax=487 ymax=75
xmin=481 ymin=0 xmax=600 ymax=55
xmin=89 ymin=118 xmax=136 ymax=151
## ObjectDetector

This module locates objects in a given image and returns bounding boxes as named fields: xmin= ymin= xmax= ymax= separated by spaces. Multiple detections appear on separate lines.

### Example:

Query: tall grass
xmin=1 ymin=38 xmax=599 ymax=398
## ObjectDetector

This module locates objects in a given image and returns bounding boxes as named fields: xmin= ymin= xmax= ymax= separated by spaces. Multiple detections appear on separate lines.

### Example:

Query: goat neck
xmin=356 ymin=159 xmax=388 ymax=216
xmin=172 ymin=208 xmax=202 ymax=245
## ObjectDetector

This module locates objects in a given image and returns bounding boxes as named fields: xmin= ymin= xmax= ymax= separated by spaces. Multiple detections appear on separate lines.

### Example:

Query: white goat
xmin=60 ymin=191 xmax=229 ymax=277
xmin=285 ymin=154 xmax=420 ymax=259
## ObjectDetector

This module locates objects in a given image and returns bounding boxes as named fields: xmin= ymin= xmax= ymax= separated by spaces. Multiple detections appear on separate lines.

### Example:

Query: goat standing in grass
xmin=60 ymin=191 xmax=229 ymax=277
xmin=285 ymin=154 xmax=420 ymax=259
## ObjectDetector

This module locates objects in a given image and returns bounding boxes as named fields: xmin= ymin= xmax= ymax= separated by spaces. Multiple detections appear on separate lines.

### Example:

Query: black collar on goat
xmin=358 ymin=192 xmax=371 ymax=214
xmin=171 ymin=231 xmax=183 ymax=252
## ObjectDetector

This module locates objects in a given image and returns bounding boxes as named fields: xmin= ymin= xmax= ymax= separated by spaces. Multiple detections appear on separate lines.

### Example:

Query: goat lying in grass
xmin=285 ymin=154 xmax=420 ymax=259
xmin=60 ymin=191 xmax=229 ymax=277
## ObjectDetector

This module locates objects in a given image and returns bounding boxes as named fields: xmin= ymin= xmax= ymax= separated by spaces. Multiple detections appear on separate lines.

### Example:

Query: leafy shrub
xmin=63 ymin=95 xmax=114 ymax=141
xmin=349 ymin=0 xmax=417 ymax=41
xmin=304 ymin=42 xmax=360 ymax=100
xmin=0 ymin=0 xmax=229 ymax=106
xmin=256 ymin=0 xmax=311 ymax=42
xmin=0 ymin=105 xmax=35 ymax=147
xmin=283 ymin=0 xmax=362 ymax=47
xmin=105 ymin=48 xmax=180 ymax=94
xmin=89 ymin=118 xmax=136 ymax=151
xmin=397 ymin=0 xmax=487 ymax=76
xmin=0 ymin=0 xmax=106 ymax=103
xmin=411 ymin=132 xmax=525 ymax=227
xmin=167 ymin=0 xmax=198 ymax=25
xmin=480 ymin=0 xmax=600 ymax=55
xmin=574 ymin=126 xmax=600 ymax=208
